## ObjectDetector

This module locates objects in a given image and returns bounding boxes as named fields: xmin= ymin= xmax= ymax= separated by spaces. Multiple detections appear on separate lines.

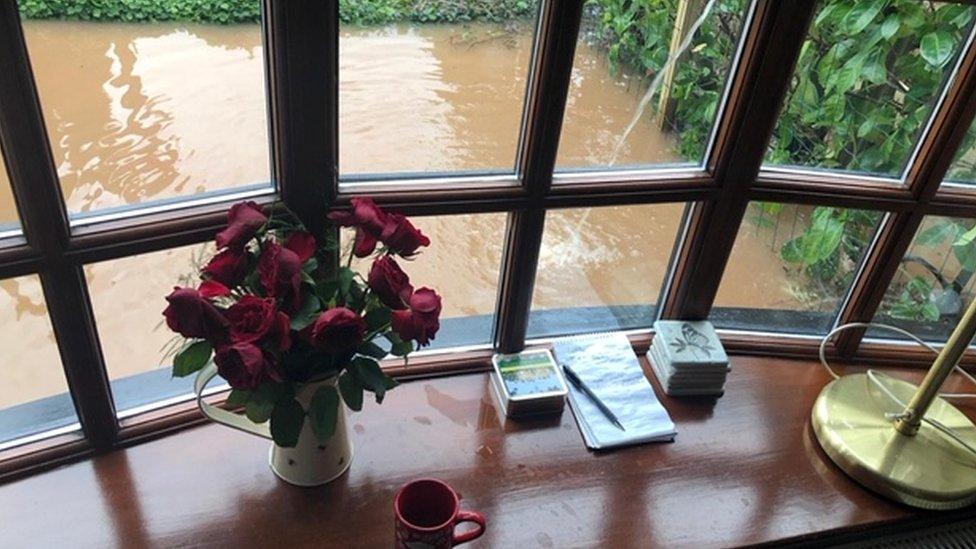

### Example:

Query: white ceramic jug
xmin=194 ymin=363 xmax=353 ymax=486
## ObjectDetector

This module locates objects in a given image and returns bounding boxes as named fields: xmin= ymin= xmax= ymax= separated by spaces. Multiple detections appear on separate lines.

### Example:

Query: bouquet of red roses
xmin=162 ymin=198 xmax=441 ymax=447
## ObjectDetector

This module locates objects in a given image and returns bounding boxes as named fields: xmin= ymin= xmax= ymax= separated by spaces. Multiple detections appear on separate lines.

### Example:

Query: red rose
xmin=380 ymin=213 xmax=430 ymax=257
xmin=163 ymin=287 xmax=229 ymax=341
xmin=367 ymin=256 xmax=412 ymax=310
xmin=310 ymin=307 xmax=366 ymax=354
xmin=284 ymin=231 xmax=317 ymax=263
xmin=328 ymin=197 xmax=387 ymax=232
xmin=258 ymin=241 xmax=303 ymax=312
xmin=214 ymin=342 xmax=272 ymax=390
xmin=215 ymin=201 xmax=267 ymax=251
xmin=202 ymin=248 xmax=248 ymax=287
xmin=198 ymin=280 xmax=230 ymax=299
xmin=390 ymin=287 xmax=441 ymax=347
xmin=225 ymin=296 xmax=278 ymax=344
xmin=328 ymin=198 xmax=388 ymax=257
xmin=269 ymin=311 xmax=292 ymax=351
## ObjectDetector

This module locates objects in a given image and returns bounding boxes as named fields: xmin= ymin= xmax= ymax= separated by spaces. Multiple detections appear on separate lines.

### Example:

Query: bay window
xmin=3 ymin=0 xmax=976 ymax=480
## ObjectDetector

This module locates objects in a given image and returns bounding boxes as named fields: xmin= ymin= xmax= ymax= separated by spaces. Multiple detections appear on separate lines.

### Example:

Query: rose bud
xmin=284 ymin=231 xmax=317 ymax=263
xmin=380 ymin=213 xmax=430 ymax=257
xmin=327 ymin=197 xmax=387 ymax=233
xmin=367 ymin=256 xmax=413 ymax=310
xmin=225 ymin=296 xmax=278 ymax=344
xmin=328 ymin=198 xmax=388 ymax=257
xmin=214 ymin=341 xmax=268 ymax=390
xmin=352 ymin=229 xmax=379 ymax=258
xmin=163 ymin=286 xmax=229 ymax=341
xmin=202 ymin=248 xmax=248 ymax=287
xmin=215 ymin=201 xmax=267 ymax=251
xmin=310 ymin=307 xmax=366 ymax=354
xmin=258 ymin=241 xmax=303 ymax=312
xmin=390 ymin=287 xmax=441 ymax=347
xmin=198 ymin=280 xmax=231 ymax=299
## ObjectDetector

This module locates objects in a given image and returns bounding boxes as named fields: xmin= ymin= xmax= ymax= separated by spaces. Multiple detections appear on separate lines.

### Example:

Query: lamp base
xmin=812 ymin=372 xmax=976 ymax=510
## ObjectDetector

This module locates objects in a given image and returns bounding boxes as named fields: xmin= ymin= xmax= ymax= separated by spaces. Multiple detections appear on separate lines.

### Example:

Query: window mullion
xmin=0 ymin=3 xmax=117 ymax=448
xmin=833 ymin=38 xmax=976 ymax=356
xmin=494 ymin=0 xmax=583 ymax=353
xmin=662 ymin=0 xmax=818 ymax=320
xmin=267 ymin=0 xmax=337 ymax=239
xmin=905 ymin=26 xmax=976 ymax=202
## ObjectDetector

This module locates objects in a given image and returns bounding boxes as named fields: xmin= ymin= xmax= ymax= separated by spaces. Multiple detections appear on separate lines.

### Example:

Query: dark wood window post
xmin=0 ymin=1 xmax=117 ymax=449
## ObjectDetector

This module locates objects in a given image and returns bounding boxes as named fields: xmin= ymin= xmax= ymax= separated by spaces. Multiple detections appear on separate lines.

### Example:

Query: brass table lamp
xmin=812 ymin=298 xmax=976 ymax=510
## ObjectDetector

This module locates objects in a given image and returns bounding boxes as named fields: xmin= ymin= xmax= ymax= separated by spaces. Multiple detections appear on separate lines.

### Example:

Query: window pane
xmin=347 ymin=214 xmax=506 ymax=350
xmin=0 ymin=275 xmax=78 ymax=447
xmin=765 ymin=1 xmax=975 ymax=178
xmin=555 ymin=0 xmax=750 ymax=171
xmin=0 ymin=142 xmax=19 ymax=229
xmin=711 ymin=203 xmax=882 ymax=334
xmin=870 ymin=216 xmax=976 ymax=342
xmin=87 ymin=244 xmax=212 ymax=414
xmin=20 ymin=8 xmax=271 ymax=217
xmin=944 ymin=121 xmax=976 ymax=185
xmin=338 ymin=5 xmax=539 ymax=177
xmin=527 ymin=204 xmax=685 ymax=339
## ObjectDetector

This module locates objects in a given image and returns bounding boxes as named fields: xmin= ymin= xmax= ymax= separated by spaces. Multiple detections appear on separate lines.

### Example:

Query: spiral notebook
xmin=552 ymin=332 xmax=676 ymax=450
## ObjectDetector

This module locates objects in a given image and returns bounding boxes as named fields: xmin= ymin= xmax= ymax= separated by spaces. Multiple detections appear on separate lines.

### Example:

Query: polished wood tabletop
xmin=2 ymin=355 xmax=973 ymax=548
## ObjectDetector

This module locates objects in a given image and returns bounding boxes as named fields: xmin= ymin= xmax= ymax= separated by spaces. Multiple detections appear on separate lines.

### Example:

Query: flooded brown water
xmin=1 ymin=20 xmax=793 ymax=411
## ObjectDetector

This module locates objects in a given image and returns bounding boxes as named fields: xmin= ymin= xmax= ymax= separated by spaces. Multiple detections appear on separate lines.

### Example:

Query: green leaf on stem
xmin=354 ymin=357 xmax=398 ymax=404
xmin=172 ymin=341 xmax=212 ymax=377
xmin=391 ymin=339 xmax=413 ymax=357
xmin=357 ymin=340 xmax=388 ymax=360
xmin=245 ymin=382 xmax=294 ymax=424
xmin=245 ymin=397 xmax=275 ymax=424
xmin=270 ymin=399 xmax=305 ymax=448
xmin=308 ymin=385 xmax=340 ymax=442
xmin=316 ymin=279 xmax=339 ymax=305
xmin=364 ymin=307 xmax=391 ymax=332
xmin=338 ymin=267 xmax=355 ymax=297
xmin=226 ymin=389 xmax=250 ymax=407
xmin=338 ymin=369 xmax=364 ymax=412
xmin=290 ymin=294 xmax=321 ymax=330
xmin=384 ymin=331 xmax=414 ymax=357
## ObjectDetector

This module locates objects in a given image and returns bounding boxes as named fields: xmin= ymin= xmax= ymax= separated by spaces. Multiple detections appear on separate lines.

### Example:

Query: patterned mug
xmin=394 ymin=478 xmax=486 ymax=548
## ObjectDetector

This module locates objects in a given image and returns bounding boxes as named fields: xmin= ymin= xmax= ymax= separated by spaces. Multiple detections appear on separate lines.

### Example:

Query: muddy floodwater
xmin=0 ymin=20 xmax=794 ymax=411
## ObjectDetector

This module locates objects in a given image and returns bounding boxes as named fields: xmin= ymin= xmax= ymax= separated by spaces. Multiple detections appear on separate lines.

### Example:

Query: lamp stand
xmin=812 ymin=297 xmax=976 ymax=510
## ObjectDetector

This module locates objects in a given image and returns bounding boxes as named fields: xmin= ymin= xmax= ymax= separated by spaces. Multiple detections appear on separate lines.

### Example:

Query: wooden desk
xmin=1 ymin=356 xmax=973 ymax=548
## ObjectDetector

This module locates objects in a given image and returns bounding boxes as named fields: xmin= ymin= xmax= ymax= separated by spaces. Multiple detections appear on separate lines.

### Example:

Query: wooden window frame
xmin=2 ymin=0 xmax=976 ymax=478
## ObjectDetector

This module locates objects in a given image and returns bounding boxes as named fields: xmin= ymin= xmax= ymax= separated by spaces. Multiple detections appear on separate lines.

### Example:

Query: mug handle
xmin=452 ymin=510 xmax=486 ymax=546
xmin=194 ymin=362 xmax=272 ymax=440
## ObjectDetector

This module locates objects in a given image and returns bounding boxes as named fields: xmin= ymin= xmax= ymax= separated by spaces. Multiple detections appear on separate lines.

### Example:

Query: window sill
xmin=1 ymin=355 xmax=973 ymax=547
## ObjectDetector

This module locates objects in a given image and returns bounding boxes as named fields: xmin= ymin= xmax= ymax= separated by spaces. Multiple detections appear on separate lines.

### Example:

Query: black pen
xmin=561 ymin=363 xmax=626 ymax=431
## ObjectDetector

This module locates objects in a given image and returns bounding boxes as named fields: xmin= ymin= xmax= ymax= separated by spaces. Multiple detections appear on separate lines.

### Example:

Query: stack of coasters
xmin=648 ymin=320 xmax=729 ymax=396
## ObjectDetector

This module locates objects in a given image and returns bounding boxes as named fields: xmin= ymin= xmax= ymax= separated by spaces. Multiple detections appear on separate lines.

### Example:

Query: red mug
xmin=394 ymin=478 xmax=486 ymax=548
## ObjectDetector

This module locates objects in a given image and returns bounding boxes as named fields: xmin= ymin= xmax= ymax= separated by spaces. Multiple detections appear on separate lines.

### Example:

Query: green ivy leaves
xmin=781 ymin=208 xmax=845 ymax=267
xmin=921 ymin=31 xmax=955 ymax=67
xmin=842 ymin=1 xmax=884 ymax=35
